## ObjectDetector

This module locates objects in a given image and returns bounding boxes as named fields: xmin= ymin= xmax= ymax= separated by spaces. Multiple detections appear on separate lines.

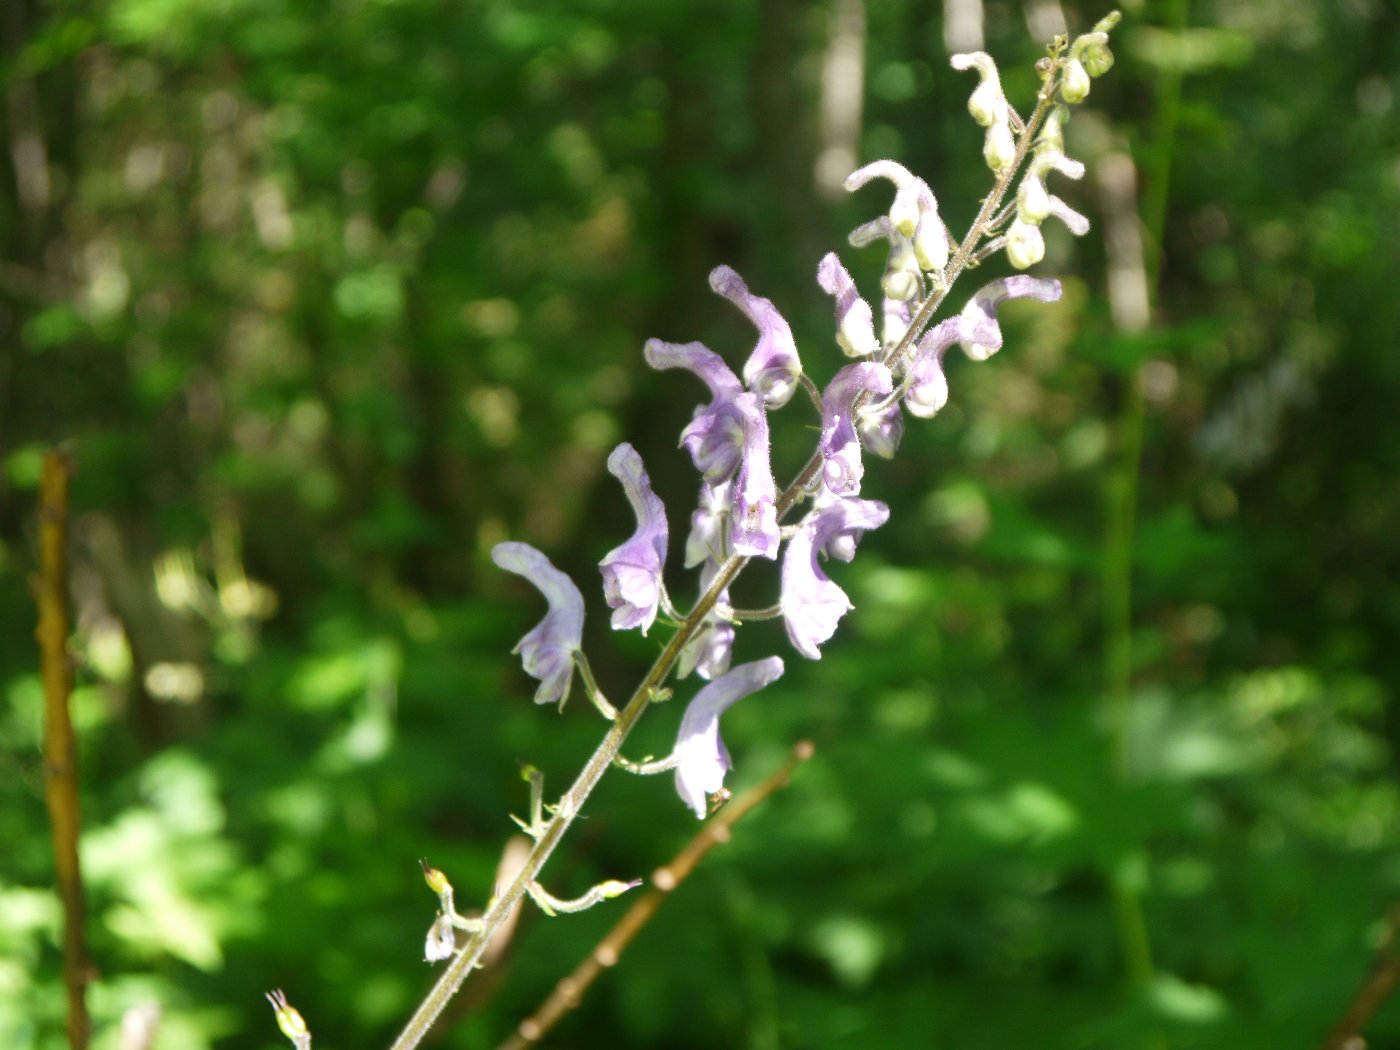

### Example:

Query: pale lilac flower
xmin=856 ymin=395 xmax=904 ymax=460
xmin=644 ymin=337 xmax=779 ymax=560
xmin=709 ymin=265 xmax=803 ymax=408
xmin=902 ymin=315 xmax=991 ymax=419
xmin=958 ymin=276 xmax=1062 ymax=361
xmin=781 ymin=498 xmax=890 ymax=660
xmin=599 ymin=442 xmax=669 ymax=635
xmin=677 ymin=560 xmax=735 ymax=681
xmin=730 ymin=392 xmax=779 ymax=559
xmin=816 ymin=252 xmax=879 ymax=358
xmin=644 ymin=339 xmax=746 ymax=483
xmin=685 ymin=479 xmax=731 ymax=568
xmin=674 ymin=656 xmax=785 ymax=817
xmin=820 ymin=362 xmax=893 ymax=497
xmin=815 ymin=491 xmax=888 ymax=564
xmin=491 ymin=541 xmax=585 ymax=706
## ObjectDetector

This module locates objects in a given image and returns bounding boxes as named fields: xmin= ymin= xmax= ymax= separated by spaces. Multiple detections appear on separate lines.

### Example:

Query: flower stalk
xmin=328 ymin=22 xmax=1120 ymax=1049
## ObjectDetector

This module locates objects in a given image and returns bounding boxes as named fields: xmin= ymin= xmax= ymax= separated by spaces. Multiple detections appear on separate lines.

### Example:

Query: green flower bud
xmin=1061 ymin=58 xmax=1091 ymax=103
xmin=1082 ymin=40 xmax=1114 ymax=77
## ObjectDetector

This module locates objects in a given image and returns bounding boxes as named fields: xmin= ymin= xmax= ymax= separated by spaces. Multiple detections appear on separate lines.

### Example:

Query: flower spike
xmin=599 ymin=442 xmax=669 ymax=635
xmin=674 ymin=656 xmax=785 ymax=817
xmin=709 ymin=265 xmax=803 ymax=408
xmin=491 ymin=541 xmax=586 ymax=707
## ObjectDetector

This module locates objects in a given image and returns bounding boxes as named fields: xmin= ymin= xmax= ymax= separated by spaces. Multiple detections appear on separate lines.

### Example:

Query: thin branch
xmin=37 ymin=449 xmax=90 ymax=1050
xmin=1320 ymin=904 xmax=1400 ymax=1050
xmin=496 ymin=741 xmax=815 ymax=1050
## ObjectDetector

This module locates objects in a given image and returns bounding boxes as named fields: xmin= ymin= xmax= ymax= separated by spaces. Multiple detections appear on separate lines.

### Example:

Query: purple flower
xmin=674 ymin=656 xmax=785 ymax=817
xmin=730 ymin=392 xmax=779 ymax=559
xmin=491 ymin=541 xmax=586 ymax=706
xmin=898 ymin=276 xmax=1063 ymax=418
xmin=599 ymin=442 xmax=669 ymax=634
xmin=781 ymin=498 xmax=890 ymax=659
xmin=644 ymin=339 xmax=746 ymax=484
xmin=820 ymin=362 xmax=893 ymax=497
xmin=677 ymin=560 xmax=735 ymax=681
xmin=958 ymin=276 xmax=1063 ymax=361
xmin=857 ymin=395 xmax=904 ymax=460
xmin=816 ymin=253 xmax=879 ymax=359
xmin=644 ymin=338 xmax=780 ymax=561
xmin=685 ymin=479 xmax=731 ymax=568
xmin=709 ymin=265 xmax=803 ymax=408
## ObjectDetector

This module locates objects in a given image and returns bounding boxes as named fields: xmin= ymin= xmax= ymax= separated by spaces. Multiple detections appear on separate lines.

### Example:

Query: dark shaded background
xmin=5 ymin=0 xmax=1400 ymax=1047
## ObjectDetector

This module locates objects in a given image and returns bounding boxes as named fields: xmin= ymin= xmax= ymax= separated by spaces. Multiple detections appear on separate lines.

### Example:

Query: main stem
xmin=390 ymin=70 xmax=1067 ymax=1050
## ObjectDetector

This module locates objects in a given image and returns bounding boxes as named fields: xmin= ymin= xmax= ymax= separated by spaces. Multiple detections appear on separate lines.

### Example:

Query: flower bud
xmin=1006 ymin=219 xmax=1045 ymax=270
xmin=983 ymin=120 xmax=1016 ymax=173
xmin=1082 ymin=39 xmax=1114 ymax=77
xmin=1017 ymin=174 xmax=1051 ymax=224
xmin=912 ymin=214 xmax=949 ymax=273
xmin=420 ymin=859 xmax=451 ymax=896
xmin=1061 ymin=58 xmax=1091 ymax=103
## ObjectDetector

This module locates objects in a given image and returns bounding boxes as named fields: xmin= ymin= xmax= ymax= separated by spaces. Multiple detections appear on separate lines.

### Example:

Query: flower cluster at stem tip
xmin=490 ymin=13 xmax=1119 ymax=821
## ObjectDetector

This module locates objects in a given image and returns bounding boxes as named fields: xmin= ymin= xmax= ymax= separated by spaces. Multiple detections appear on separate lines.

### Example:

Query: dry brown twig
xmin=1320 ymin=904 xmax=1400 ymax=1050
xmin=37 ymin=449 xmax=90 ymax=1050
xmin=495 ymin=740 xmax=815 ymax=1050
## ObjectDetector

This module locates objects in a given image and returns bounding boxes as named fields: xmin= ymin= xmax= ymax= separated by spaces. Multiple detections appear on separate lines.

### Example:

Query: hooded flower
xmin=856 ymin=394 xmax=904 ymax=460
xmin=491 ymin=541 xmax=585 ymax=706
xmin=729 ymin=392 xmax=780 ymax=559
xmin=709 ymin=265 xmax=803 ymax=408
xmin=677 ymin=560 xmax=735 ymax=681
xmin=844 ymin=160 xmax=949 ymax=273
xmin=599 ymin=442 xmax=669 ymax=634
xmin=816 ymin=252 xmax=879 ymax=359
xmin=781 ymin=498 xmax=890 ymax=659
xmin=644 ymin=339 xmax=746 ymax=483
xmin=958 ymin=275 xmax=1063 ymax=361
xmin=685 ymin=478 xmax=731 ymax=568
xmin=673 ymin=656 xmax=785 ymax=817
xmin=645 ymin=338 xmax=780 ymax=561
xmin=820 ymin=362 xmax=893 ymax=497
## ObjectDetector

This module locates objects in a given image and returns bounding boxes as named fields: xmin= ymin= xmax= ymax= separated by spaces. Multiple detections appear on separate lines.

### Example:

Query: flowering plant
xmin=270 ymin=14 xmax=1121 ymax=1047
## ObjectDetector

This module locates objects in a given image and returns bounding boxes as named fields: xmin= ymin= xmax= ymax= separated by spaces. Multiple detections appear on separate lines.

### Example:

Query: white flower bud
xmin=882 ymin=237 xmax=920 ymax=301
xmin=1017 ymin=174 xmax=1051 ymax=224
xmin=1006 ymin=219 xmax=1045 ymax=270
xmin=912 ymin=214 xmax=949 ymax=272
xmin=883 ymin=266 xmax=920 ymax=302
xmin=1061 ymin=58 xmax=1091 ymax=104
xmin=983 ymin=120 xmax=1016 ymax=173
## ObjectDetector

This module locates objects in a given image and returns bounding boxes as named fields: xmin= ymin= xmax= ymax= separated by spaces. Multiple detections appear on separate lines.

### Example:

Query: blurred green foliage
xmin=4 ymin=0 xmax=1400 ymax=1047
